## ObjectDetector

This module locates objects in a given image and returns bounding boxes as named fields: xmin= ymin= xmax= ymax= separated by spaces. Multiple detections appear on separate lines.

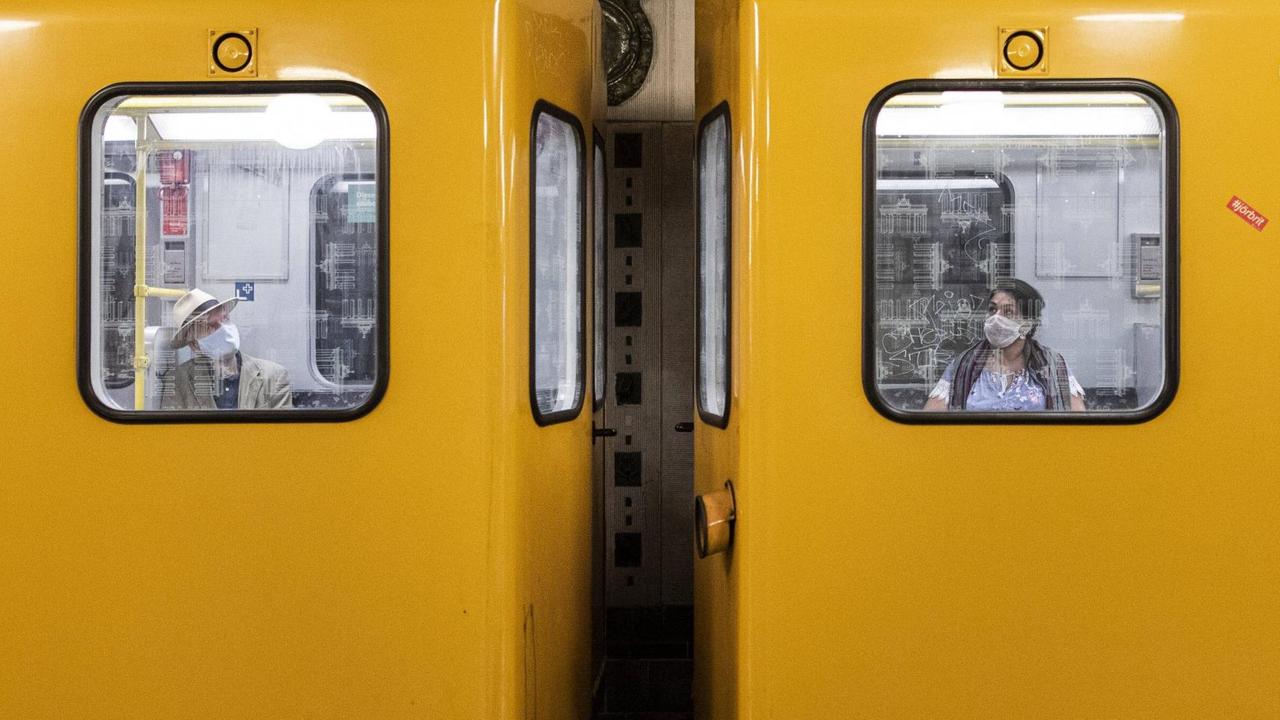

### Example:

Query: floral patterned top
xmin=929 ymin=359 xmax=1086 ymax=411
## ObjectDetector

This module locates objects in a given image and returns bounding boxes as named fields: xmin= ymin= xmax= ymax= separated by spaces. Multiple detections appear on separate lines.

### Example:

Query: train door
xmin=600 ymin=123 xmax=696 ymax=608
xmin=693 ymin=3 xmax=1280 ymax=719
xmin=2 ymin=4 xmax=601 ymax=719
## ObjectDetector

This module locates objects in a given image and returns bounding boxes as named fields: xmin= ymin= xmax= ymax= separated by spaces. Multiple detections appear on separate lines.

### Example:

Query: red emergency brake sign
xmin=160 ymin=185 xmax=189 ymax=237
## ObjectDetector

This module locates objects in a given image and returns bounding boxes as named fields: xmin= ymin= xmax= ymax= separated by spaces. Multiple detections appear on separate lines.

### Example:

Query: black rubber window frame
xmin=862 ymin=78 xmax=1180 ymax=425
xmin=529 ymin=100 xmax=588 ymax=427
xmin=696 ymin=101 xmax=732 ymax=429
xmin=76 ymin=80 xmax=391 ymax=424
xmin=592 ymin=126 xmax=608 ymax=411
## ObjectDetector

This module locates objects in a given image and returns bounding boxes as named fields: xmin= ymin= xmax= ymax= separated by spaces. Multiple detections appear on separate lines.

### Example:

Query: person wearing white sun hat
xmin=160 ymin=288 xmax=292 ymax=410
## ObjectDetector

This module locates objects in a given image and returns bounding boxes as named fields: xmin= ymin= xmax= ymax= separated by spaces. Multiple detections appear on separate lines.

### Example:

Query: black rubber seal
xmin=211 ymin=32 xmax=253 ymax=73
xmin=1003 ymin=31 xmax=1044 ymax=71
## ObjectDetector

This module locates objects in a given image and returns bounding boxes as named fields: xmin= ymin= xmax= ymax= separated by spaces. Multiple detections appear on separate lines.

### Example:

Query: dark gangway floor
xmin=592 ymin=606 xmax=693 ymax=720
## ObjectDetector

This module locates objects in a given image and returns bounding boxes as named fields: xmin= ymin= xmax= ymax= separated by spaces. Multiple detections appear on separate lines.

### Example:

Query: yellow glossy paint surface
xmin=698 ymin=2 xmax=1280 ymax=718
xmin=489 ymin=1 xmax=597 ymax=718
xmin=0 ymin=2 xmax=594 ymax=718
xmin=693 ymin=1 xmax=745 ymax=718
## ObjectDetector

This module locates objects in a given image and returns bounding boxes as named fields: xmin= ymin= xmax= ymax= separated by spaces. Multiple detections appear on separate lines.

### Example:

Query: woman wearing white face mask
xmin=160 ymin=288 xmax=293 ymax=410
xmin=923 ymin=279 xmax=1086 ymax=412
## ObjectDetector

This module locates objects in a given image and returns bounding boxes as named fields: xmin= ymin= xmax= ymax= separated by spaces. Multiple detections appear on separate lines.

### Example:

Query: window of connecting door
xmin=697 ymin=103 xmax=731 ymax=427
xmin=531 ymin=102 xmax=586 ymax=424
xmin=593 ymin=129 xmax=607 ymax=409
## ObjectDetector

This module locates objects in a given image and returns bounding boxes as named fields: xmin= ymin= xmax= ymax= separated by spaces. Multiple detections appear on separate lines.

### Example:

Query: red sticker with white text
xmin=1228 ymin=195 xmax=1268 ymax=231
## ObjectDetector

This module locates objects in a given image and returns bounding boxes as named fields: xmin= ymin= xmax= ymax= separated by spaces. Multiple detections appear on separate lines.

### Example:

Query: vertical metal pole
xmin=133 ymin=121 xmax=148 ymax=410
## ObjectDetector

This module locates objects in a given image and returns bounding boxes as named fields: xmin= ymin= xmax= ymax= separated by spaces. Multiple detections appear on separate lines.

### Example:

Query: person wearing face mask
xmin=160 ymin=288 xmax=293 ymax=410
xmin=923 ymin=279 xmax=1086 ymax=412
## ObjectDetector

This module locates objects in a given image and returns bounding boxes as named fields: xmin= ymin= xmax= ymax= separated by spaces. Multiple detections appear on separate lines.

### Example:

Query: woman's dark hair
xmin=989 ymin=278 xmax=1044 ymax=338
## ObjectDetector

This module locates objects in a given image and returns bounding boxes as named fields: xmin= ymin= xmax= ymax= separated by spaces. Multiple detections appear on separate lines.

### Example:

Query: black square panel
xmin=616 ymin=372 xmax=642 ymax=405
xmin=615 ymin=532 xmax=642 ymax=567
xmin=614 ymin=133 xmax=643 ymax=168
xmin=615 ymin=291 xmax=642 ymax=327
xmin=614 ymin=451 xmax=641 ymax=486
xmin=615 ymin=213 xmax=642 ymax=248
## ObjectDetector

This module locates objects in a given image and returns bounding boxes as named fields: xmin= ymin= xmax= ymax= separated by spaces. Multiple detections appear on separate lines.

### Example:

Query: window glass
xmin=868 ymin=88 xmax=1174 ymax=418
xmin=83 ymin=88 xmax=384 ymax=417
xmin=531 ymin=104 xmax=585 ymax=423
xmin=593 ymin=134 xmax=607 ymax=408
xmin=698 ymin=106 xmax=730 ymax=426
xmin=312 ymin=174 xmax=378 ymax=391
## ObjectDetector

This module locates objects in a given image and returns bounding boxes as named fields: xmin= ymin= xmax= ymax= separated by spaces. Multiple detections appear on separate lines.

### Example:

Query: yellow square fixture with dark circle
xmin=998 ymin=27 xmax=1048 ymax=75
xmin=209 ymin=29 xmax=257 ymax=77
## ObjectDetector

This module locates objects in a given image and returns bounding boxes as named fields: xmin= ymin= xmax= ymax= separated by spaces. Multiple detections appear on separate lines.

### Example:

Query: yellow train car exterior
xmin=0 ymin=2 xmax=599 ymax=719
xmin=696 ymin=2 xmax=1280 ymax=718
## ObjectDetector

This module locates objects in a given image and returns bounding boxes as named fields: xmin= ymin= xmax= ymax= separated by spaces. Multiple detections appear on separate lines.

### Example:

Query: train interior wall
xmin=593 ymin=121 xmax=696 ymax=720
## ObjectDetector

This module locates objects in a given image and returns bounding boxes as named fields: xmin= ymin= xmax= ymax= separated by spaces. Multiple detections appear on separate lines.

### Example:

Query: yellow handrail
xmin=132 ymin=143 xmax=147 ymax=410
xmin=130 ymin=134 xmax=189 ymax=409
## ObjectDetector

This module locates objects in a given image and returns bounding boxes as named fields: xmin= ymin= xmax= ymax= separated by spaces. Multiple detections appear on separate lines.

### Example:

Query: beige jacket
xmin=160 ymin=353 xmax=293 ymax=410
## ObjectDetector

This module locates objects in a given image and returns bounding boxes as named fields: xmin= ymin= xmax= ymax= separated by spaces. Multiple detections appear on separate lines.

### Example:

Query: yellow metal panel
xmin=0 ymin=1 xmax=594 ymax=719
xmin=699 ymin=1 xmax=1280 ymax=718
xmin=490 ymin=1 xmax=596 ymax=719
xmin=693 ymin=2 xmax=746 ymax=719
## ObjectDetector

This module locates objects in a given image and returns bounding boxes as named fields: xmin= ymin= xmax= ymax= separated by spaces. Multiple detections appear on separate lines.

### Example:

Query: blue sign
xmin=234 ymin=281 xmax=255 ymax=302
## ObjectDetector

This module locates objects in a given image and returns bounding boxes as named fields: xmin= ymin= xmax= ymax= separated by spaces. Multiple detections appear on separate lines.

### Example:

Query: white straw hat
xmin=170 ymin=288 xmax=238 ymax=348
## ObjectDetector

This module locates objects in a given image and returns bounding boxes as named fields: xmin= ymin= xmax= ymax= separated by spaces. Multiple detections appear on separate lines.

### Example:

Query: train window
xmin=864 ymin=82 xmax=1178 ymax=422
xmin=530 ymin=102 xmax=586 ymax=425
xmin=593 ymin=129 xmax=607 ymax=409
xmin=697 ymin=103 xmax=731 ymax=428
xmin=79 ymin=83 xmax=388 ymax=421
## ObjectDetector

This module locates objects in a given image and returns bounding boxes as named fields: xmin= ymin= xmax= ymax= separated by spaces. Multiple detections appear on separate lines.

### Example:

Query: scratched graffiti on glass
xmin=88 ymin=93 xmax=380 ymax=413
xmin=872 ymin=91 xmax=1170 ymax=414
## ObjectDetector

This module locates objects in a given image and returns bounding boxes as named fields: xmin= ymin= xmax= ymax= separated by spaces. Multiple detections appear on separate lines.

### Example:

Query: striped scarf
xmin=948 ymin=338 xmax=1072 ymax=410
